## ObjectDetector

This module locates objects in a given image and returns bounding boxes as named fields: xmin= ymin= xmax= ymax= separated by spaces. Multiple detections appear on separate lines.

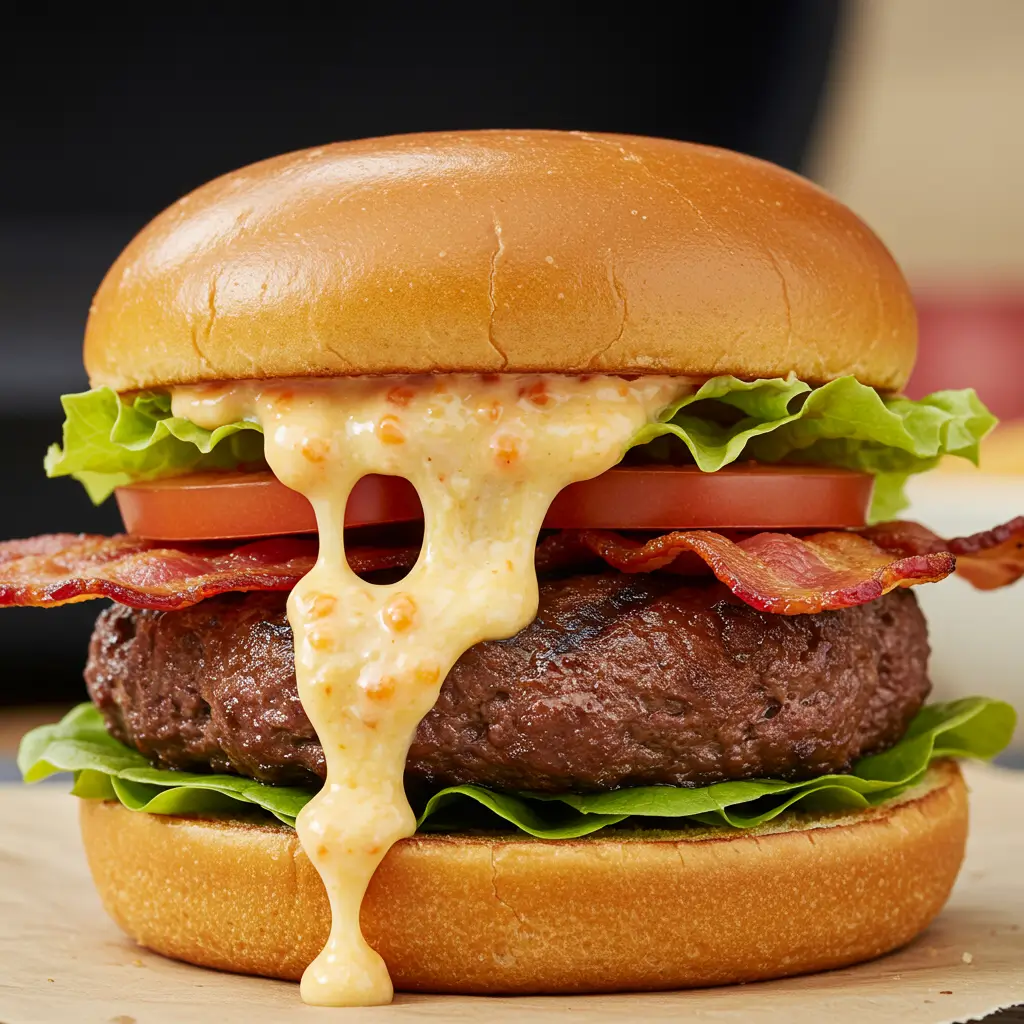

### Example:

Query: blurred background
xmin=0 ymin=1 xmax=1021 ymax=756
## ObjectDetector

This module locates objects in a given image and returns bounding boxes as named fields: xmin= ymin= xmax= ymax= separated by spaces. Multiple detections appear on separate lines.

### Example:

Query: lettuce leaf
xmin=44 ymin=387 xmax=266 ymax=503
xmin=46 ymin=378 xmax=994 ymax=520
xmin=19 ymin=698 xmax=1014 ymax=836
xmin=631 ymin=375 xmax=996 ymax=521
xmin=18 ymin=704 xmax=310 ymax=826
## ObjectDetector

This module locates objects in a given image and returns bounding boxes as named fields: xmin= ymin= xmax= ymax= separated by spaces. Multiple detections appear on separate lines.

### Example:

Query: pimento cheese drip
xmin=172 ymin=373 xmax=685 ymax=1006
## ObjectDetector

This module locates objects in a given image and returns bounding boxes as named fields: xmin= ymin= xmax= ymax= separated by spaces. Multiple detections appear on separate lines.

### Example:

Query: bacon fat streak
xmin=0 ymin=517 xmax=1021 ymax=616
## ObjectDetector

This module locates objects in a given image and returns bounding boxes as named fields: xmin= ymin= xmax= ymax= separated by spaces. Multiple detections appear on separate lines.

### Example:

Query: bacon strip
xmin=536 ymin=517 xmax=1024 ymax=614
xmin=862 ymin=516 xmax=1024 ymax=591
xmin=537 ymin=530 xmax=954 ymax=614
xmin=0 ymin=518 xmax=1020 ymax=615
xmin=0 ymin=534 xmax=417 ymax=610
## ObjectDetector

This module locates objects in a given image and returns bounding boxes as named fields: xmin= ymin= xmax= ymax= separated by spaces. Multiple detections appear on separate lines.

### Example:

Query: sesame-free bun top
xmin=84 ymin=130 xmax=917 ymax=393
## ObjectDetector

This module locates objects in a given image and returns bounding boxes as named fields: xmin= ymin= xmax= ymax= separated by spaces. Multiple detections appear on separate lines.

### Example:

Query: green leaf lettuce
xmin=45 ymin=377 xmax=995 ymax=520
xmin=44 ymin=387 xmax=266 ymax=503
xmin=630 ymin=375 xmax=996 ymax=521
xmin=18 ymin=704 xmax=310 ymax=826
xmin=19 ymin=698 xmax=1015 ymax=836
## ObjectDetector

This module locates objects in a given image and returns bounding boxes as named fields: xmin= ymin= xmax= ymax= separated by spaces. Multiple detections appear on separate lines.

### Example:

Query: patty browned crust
xmin=85 ymin=573 xmax=931 ymax=794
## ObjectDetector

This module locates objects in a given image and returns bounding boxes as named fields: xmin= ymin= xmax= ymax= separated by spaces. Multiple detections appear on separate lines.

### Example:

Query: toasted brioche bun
xmin=84 ymin=131 xmax=916 ymax=393
xmin=80 ymin=760 xmax=965 ymax=994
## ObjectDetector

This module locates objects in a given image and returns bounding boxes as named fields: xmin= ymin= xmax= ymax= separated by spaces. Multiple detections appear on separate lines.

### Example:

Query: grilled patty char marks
xmin=85 ymin=573 xmax=931 ymax=793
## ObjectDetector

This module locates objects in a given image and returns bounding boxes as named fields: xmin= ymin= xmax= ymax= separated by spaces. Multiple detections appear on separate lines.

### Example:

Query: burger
xmin=10 ymin=131 xmax=1022 ymax=1007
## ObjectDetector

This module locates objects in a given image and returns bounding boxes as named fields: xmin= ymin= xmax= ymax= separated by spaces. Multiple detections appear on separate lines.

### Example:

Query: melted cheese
xmin=171 ymin=373 xmax=687 ymax=1006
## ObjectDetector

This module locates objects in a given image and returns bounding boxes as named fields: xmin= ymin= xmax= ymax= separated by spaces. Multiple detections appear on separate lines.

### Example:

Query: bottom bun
xmin=79 ymin=761 xmax=967 ymax=995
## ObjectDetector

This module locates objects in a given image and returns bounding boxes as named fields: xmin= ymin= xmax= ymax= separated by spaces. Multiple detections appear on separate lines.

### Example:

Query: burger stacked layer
xmin=7 ymin=132 xmax=1024 ymax=1006
xmin=11 ymin=372 xmax=1022 ymax=1001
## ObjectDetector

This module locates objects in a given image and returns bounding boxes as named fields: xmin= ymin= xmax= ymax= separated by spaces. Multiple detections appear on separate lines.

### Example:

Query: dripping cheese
xmin=171 ymin=373 xmax=686 ymax=1006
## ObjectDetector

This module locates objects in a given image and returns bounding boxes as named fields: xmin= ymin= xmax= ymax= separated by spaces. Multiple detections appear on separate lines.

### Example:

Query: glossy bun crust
xmin=84 ymin=131 xmax=916 ymax=392
xmin=79 ymin=761 xmax=965 ymax=994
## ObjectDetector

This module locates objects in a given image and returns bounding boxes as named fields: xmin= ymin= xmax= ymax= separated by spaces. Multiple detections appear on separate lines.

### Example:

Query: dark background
xmin=0 ymin=2 xmax=844 ymax=704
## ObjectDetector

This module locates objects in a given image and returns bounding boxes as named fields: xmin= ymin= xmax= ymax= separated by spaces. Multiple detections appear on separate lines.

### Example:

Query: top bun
xmin=84 ymin=131 xmax=916 ymax=393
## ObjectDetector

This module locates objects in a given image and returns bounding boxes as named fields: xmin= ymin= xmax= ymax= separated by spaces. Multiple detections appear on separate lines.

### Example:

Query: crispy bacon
xmin=862 ymin=516 xmax=1024 ymax=591
xmin=536 ymin=517 xmax=1024 ymax=614
xmin=537 ymin=530 xmax=955 ymax=614
xmin=0 ymin=517 xmax=1020 ymax=616
xmin=0 ymin=534 xmax=417 ymax=610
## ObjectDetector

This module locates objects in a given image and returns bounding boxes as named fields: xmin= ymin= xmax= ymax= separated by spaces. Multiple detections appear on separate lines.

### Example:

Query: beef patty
xmin=85 ymin=573 xmax=931 ymax=793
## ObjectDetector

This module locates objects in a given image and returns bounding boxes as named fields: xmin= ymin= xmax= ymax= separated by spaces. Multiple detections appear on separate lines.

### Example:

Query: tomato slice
xmin=115 ymin=465 xmax=872 ymax=541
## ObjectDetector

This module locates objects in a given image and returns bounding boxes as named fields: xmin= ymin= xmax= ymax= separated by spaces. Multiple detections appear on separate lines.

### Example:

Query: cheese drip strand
xmin=172 ymin=373 xmax=684 ymax=1006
